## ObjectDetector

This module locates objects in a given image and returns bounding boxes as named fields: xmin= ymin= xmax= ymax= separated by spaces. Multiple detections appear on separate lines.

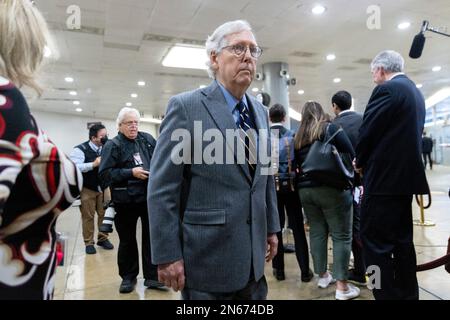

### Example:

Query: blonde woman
xmin=0 ymin=0 xmax=81 ymax=299
xmin=294 ymin=101 xmax=359 ymax=300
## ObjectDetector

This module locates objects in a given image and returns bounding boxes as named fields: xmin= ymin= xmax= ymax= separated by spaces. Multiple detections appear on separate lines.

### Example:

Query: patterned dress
xmin=0 ymin=76 xmax=82 ymax=299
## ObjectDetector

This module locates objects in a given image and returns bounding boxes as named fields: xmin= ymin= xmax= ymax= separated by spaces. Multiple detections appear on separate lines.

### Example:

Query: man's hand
xmin=265 ymin=233 xmax=278 ymax=262
xmin=132 ymin=167 xmax=150 ymax=180
xmin=353 ymin=158 xmax=363 ymax=176
xmin=158 ymin=260 xmax=185 ymax=292
xmin=93 ymin=156 xmax=101 ymax=168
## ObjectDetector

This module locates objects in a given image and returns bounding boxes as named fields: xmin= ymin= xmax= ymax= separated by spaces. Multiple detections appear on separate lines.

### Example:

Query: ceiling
xmin=28 ymin=0 xmax=450 ymax=121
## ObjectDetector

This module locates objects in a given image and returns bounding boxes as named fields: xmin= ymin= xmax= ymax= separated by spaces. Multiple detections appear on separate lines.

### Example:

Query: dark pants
xmin=352 ymin=197 xmax=366 ymax=276
xmin=181 ymin=276 xmax=268 ymax=300
xmin=422 ymin=152 xmax=432 ymax=169
xmin=361 ymin=195 xmax=418 ymax=300
xmin=272 ymin=191 xmax=310 ymax=276
xmin=114 ymin=202 xmax=157 ymax=281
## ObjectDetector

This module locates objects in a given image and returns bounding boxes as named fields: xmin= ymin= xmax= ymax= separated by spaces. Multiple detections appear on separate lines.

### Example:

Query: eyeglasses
xmin=122 ymin=120 xmax=139 ymax=127
xmin=221 ymin=44 xmax=263 ymax=58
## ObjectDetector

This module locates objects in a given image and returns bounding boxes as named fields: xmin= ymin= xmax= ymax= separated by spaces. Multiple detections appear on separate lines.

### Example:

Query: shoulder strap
xmin=324 ymin=124 xmax=343 ymax=144
xmin=138 ymin=132 xmax=156 ymax=148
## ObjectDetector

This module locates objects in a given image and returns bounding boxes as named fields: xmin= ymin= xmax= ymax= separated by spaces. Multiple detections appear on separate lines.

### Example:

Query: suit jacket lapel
xmin=201 ymin=82 xmax=252 ymax=184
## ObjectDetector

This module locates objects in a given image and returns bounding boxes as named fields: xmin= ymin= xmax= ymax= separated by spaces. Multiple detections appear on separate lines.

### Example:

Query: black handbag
xmin=301 ymin=124 xmax=354 ymax=190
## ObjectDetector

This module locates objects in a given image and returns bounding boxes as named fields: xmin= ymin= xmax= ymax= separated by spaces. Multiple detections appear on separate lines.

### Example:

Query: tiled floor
xmin=54 ymin=166 xmax=450 ymax=300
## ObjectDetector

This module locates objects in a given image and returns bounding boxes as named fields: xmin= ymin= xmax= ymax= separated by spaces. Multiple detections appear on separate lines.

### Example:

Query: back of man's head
xmin=332 ymin=91 xmax=352 ymax=112
xmin=269 ymin=104 xmax=286 ymax=123
xmin=89 ymin=124 xmax=105 ymax=140
xmin=371 ymin=50 xmax=404 ymax=74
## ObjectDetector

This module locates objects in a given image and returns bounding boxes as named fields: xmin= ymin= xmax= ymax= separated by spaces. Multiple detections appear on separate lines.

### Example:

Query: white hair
xmin=371 ymin=50 xmax=405 ymax=73
xmin=116 ymin=107 xmax=140 ymax=130
xmin=205 ymin=20 xmax=255 ymax=79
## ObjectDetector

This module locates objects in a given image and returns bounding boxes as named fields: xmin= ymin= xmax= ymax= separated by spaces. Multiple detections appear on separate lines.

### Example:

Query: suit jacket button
xmin=247 ymin=218 xmax=251 ymax=225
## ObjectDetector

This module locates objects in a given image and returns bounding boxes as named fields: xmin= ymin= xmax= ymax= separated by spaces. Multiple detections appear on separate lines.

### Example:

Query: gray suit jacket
xmin=148 ymin=81 xmax=280 ymax=293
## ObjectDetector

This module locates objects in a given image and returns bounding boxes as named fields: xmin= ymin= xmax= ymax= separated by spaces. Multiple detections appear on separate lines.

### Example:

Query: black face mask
xmin=100 ymin=136 xmax=109 ymax=145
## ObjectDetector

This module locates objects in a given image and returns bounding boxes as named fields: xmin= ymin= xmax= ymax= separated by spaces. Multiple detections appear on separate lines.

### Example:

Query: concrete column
xmin=262 ymin=62 xmax=290 ymax=128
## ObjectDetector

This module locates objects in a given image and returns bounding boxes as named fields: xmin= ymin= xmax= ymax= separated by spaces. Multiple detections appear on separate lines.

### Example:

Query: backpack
xmin=273 ymin=128 xmax=296 ymax=193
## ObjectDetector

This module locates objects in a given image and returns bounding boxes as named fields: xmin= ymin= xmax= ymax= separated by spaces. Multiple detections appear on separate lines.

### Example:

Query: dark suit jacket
xmin=422 ymin=136 xmax=433 ymax=153
xmin=333 ymin=111 xmax=363 ymax=186
xmin=356 ymin=74 xmax=429 ymax=195
xmin=333 ymin=111 xmax=363 ymax=150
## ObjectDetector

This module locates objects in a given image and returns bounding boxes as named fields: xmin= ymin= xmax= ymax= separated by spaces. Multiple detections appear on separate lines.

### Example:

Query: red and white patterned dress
xmin=0 ymin=77 xmax=82 ymax=299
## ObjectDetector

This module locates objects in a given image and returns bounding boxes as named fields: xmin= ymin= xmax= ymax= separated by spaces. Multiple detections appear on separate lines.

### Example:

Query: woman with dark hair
xmin=0 ymin=0 xmax=82 ymax=299
xmin=294 ymin=101 xmax=359 ymax=300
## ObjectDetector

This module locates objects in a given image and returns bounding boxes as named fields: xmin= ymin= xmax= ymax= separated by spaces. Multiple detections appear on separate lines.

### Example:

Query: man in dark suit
xmin=331 ymin=91 xmax=366 ymax=285
xmin=147 ymin=20 xmax=280 ymax=300
xmin=355 ymin=50 xmax=429 ymax=300
xmin=422 ymin=132 xmax=433 ymax=170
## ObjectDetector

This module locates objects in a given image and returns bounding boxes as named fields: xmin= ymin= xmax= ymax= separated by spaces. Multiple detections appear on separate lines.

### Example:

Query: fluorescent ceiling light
xmin=141 ymin=117 xmax=163 ymax=124
xmin=326 ymin=54 xmax=336 ymax=61
xmin=432 ymin=66 xmax=442 ymax=72
xmin=199 ymin=85 xmax=207 ymax=89
xmin=398 ymin=22 xmax=411 ymax=30
xmin=73 ymin=101 xmax=80 ymax=105
xmin=289 ymin=107 xmax=302 ymax=121
xmin=138 ymin=81 xmax=146 ymax=86
xmin=162 ymin=44 xmax=208 ymax=70
xmin=416 ymin=84 xmax=423 ymax=89
xmin=131 ymin=93 xmax=138 ymax=98
xmin=69 ymin=91 xmax=77 ymax=96
xmin=252 ymin=88 xmax=259 ymax=92
xmin=126 ymin=102 xmax=132 ymax=107
xmin=298 ymin=90 xmax=305 ymax=95
xmin=75 ymin=108 xmax=83 ymax=112
xmin=312 ymin=5 xmax=326 ymax=15
xmin=333 ymin=78 xmax=341 ymax=83
xmin=425 ymin=87 xmax=450 ymax=109
xmin=65 ymin=77 xmax=74 ymax=83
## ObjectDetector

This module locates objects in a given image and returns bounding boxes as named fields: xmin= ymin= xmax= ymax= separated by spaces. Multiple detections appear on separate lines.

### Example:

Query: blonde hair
xmin=294 ymin=101 xmax=330 ymax=149
xmin=0 ymin=0 xmax=55 ymax=94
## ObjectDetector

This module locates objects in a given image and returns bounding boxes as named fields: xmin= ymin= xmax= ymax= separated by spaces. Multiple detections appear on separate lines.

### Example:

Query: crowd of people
xmin=0 ymin=0 xmax=430 ymax=301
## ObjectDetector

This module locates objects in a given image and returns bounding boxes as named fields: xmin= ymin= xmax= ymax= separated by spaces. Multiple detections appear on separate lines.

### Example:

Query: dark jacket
xmin=356 ymin=74 xmax=429 ymax=195
xmin=333 ymin=111 xmax=363 ymax=186
xmin=333 ymin=111 xmax=363 ymax=150
xmin=295 ymin=122 xmax=354 ymax=188
xmin=422 ymin=136 xmax=433 ymax=154
xmin=99 ymin=131 xmax=156 ymax=204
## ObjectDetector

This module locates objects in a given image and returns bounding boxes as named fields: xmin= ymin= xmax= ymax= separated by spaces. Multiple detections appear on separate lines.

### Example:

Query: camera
xmin=99 ymin=201 xmax=116 ymax=233
xmin=288 ymin=78 xmax=297 ymax=86
xmin=255 ymin=72 xmax=264 ymax=81
xmin=280 ymin=69 xmax=289 ymax=77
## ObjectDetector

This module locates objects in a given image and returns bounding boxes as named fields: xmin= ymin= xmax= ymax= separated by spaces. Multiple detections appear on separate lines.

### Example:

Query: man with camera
xmin=70 ymin=124 xmax=114 ymax=255
xmin=99 ymin=107 xmax=164 ymax=294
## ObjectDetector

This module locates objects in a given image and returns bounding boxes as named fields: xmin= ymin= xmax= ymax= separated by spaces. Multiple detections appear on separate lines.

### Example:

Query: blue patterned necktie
xmin=236 ymin=100 xmax=257 ymax=178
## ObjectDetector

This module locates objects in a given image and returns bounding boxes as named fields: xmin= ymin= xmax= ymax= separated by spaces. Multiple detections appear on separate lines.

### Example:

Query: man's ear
xmin=210 ymin=52 xmax=219 ymax=72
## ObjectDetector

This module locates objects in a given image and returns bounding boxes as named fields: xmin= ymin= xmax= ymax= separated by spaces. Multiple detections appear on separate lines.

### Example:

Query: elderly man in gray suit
xmin=147 ymin=20 xmax=280 ymax=300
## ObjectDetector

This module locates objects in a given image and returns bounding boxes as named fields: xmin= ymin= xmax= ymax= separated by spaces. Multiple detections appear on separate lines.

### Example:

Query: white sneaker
xmin=317 ymin=272 xmax=336 ymax=288
xmin=335 ymin=283 xmax=361 ymax=300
